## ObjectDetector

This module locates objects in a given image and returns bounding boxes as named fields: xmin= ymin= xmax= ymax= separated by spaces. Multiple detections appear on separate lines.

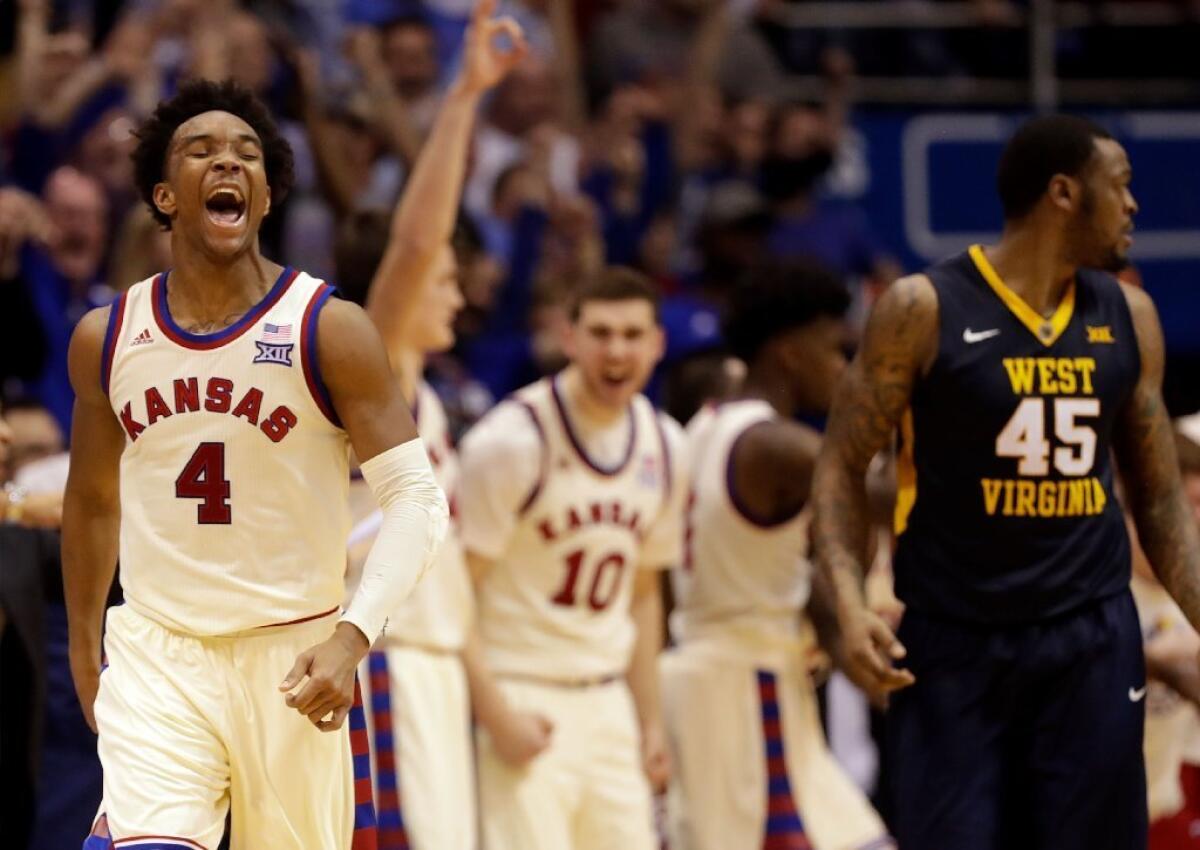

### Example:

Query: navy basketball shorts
xmin=884 ymin=591 xmax=1147 ymax=850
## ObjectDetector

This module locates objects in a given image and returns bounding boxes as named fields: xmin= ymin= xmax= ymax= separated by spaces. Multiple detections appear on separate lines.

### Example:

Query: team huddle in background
xmin=49 ymin=3 xmax=1200 ymax=850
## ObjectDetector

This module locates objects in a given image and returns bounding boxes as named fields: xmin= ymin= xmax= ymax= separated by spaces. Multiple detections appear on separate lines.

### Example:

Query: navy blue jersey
xmin=892 ymin=246 xmax=1141 ymax=624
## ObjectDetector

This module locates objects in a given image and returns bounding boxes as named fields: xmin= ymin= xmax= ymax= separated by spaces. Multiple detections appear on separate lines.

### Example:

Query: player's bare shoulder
xmin=861 ymin=273 xmax=941 ymax=375
xmin=68 ymin=304 xmax=115 ymax=402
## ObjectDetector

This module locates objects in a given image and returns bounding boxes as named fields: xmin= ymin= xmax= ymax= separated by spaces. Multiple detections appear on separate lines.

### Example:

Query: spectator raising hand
xmin=456 ymin=0 xmax=530 ymax=96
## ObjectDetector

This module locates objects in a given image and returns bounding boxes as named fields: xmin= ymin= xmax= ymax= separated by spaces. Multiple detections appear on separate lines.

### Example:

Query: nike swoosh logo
xmin=963 ymin=328 xmax=1001 ymax=344
xmin=1129 ymin=686 xmax=1147 ymax=702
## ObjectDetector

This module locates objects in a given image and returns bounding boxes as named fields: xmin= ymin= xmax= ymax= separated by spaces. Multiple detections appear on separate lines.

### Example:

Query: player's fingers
xmin=279 ymin=651 xmax=312 ymax=691
xmin=472 ymin=0 xmax=497 ymax=26
xmin=874 ymin=667 xmax=915 ymax=693
xmin=488 ymin=17 xmax=525 ymax=51
xmin=306 ymin=697 xmax=340 ymax=726
xmin=287 ymin=677 xmax=328 ymax=713
xmin=317 ymin=705 xmax=351 ymax=732
xmin=868 ymin=615 xmax=907 ymax=660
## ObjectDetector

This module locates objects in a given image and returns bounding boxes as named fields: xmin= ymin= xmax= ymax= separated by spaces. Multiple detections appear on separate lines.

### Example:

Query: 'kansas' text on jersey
xmin=103 ymin=268 xmax=351 ymax=636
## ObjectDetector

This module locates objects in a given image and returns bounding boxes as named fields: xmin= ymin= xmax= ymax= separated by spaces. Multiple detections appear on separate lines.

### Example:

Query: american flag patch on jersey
xmin=262 ymin=322 xmax=293 ymax=342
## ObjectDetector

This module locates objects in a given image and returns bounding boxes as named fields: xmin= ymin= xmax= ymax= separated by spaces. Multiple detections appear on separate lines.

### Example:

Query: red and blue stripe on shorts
xmin=367 ymin=650 xmax=411 ymax=850
xmin=757 ymin=670 xmax=812 ymax=850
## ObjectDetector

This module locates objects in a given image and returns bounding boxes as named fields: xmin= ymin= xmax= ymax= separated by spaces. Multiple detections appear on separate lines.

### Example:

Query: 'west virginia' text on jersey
xmin=892 ymin=246 xmax=1140 ymax=623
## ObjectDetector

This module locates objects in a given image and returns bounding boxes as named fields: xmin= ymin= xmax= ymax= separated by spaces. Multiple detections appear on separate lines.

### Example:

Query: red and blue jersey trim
xmin=549 ymin=375 xmax=637 ymax=477
xmin=82 ymin=815 xmax=211 ymax=850
xmin=367 ymin=651 xmax=411 ymax=850
xmin=100 ymin=292 xmax=128 ymax=395
xmin=300 ymin=284 xmax=342 ymax=428
xmin=152 ymin=266 xmax=298 ymax=351
xmin=757 ymin=670 xmax=812 ymax=850
xmin=516 ymin=400 xmax=548 ymax=516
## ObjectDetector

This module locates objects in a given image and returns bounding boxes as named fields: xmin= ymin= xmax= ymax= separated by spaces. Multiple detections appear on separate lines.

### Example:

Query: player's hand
xmin=453 ymin=0 xmax=528 ymax=98
xmin=489 ymin=708 xmax=553 ymax=765
xmin=838 ymin=602 xmax=915 ymax=705
xmin=68 ymin=639 xmax=102 ymax=733
xmin=279 ymin=622 xmax=369 ymax=732
xmin=640 ymin=724 xmax=671 ymax=792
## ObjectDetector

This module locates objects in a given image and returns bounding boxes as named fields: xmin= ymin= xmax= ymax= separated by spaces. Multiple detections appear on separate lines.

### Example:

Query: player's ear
xmin=1048 ymin=173 xmax=1079 ymax=214
xmin=152 ymin=182 xmax=177 ymax=220
xmin=651 ymin=323 xmax=666 ymax=366
xmin=559 ymin=316 xmax=577 ymax=360
xmin=263 ymin=186 xmax=271 ymax=218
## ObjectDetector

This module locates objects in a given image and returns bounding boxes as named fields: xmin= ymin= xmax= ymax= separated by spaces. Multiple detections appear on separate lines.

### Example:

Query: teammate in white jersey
xmin=62 ymin=80 xmax=448 ymax=850
xmin=663 ymin=260 xmax=893 ymax=850
xmin=457 ymin=268 xmax=687 ymax=850
xmin=334 ymin=5 xmax=526 ymax=847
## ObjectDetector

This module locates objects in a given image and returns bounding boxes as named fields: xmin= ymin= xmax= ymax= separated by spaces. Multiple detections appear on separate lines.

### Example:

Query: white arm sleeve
xmin=340 ymin=438 xmax=450 ymax=644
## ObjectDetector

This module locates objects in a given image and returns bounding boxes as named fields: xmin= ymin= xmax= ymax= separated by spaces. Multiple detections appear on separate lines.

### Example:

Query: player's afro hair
xmin=723 ymin=259 xmax=850 ymax=364
xmin=132 ymin=79 xmax=295 ymax=229
xmin=996 ymin=114 xmax=1112 ymax=222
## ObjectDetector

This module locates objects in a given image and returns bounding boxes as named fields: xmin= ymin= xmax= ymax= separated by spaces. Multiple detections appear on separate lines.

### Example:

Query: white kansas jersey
xmin=671 ymin=400 xmax=811 ymax=645
xmin=346 ymin=381 xmax=473 ymax=650
xmin=458 ymin=377 xmax=685 ymax=681
xmin=102 ymin=267 xmax=351 ymax=636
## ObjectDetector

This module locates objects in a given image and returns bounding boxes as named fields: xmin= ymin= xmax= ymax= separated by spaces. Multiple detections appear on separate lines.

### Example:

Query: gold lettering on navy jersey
xmin=985 ymin=356 xmax=1106 ymax=518
xmin=1001 ymin=357 xmax=1096 ymax=395
xmin=1087 ymin=325 xmax=1115 ymax=343
xmin=981 ymin=476 xmax=1107 ymax=518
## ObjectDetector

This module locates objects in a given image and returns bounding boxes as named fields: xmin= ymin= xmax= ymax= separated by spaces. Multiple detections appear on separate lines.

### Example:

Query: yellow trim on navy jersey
xmin=894 ymin=409 xmax=917 ymax=535
xmin=969 ymin=244 xmax=1075 ymax=347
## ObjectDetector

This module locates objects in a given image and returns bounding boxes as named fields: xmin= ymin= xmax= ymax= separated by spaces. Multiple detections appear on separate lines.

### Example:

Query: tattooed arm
xmin=811 ymin=274 xmax=938 ymax=696
xmin=1114 ymin=285 xmax=1200 ymax=632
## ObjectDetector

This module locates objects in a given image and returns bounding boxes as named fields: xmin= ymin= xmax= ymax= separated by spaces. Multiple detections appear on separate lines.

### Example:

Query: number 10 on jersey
xmin=551 ymin=549 xmax=627 ymax=611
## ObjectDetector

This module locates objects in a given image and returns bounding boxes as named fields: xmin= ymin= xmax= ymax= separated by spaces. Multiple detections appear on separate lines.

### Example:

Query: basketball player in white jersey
xmin=664 ymin=260 xmax=893 ymax=850
xmin=335 ymin=5 xmax=526 ymax=847
xmin=62 ymin=79 xmax=448 ymax=850
xmin=457 ymin=267 xmax=687 ymax=850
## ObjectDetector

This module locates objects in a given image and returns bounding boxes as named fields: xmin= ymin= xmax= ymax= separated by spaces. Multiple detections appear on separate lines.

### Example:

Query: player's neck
xmin=986 ymin=228 xmax=1077 ymax=317
xmin=166 ymin=240 xmax=283 ymax=330
xmin=740 ymin=370 xmax=796 ymax=419
xmin=558 ymin=366 xmax=628 ymax=428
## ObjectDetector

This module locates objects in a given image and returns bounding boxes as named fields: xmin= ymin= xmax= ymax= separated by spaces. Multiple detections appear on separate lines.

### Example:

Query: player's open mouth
xmin=602 ymin=373 xmax=630 ymax=387
xmin=204 ymin=187 xmax=247 ymax=227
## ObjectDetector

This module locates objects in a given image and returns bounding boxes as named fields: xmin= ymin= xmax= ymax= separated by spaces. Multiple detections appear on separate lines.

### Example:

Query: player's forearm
xmin=340 ymin=441 xmax=449 ymax=644
xmin=390 ymin=87 xmax=480 ymax=255
xmin=812 ymin=454 xmax=873 ymax=615
xmin=1135 ymin=490 xmax=1200 ymax=634
xmin=365 ymin=88 xmax=481 ymax=345
xmin=627 ymin=577 xmax=665 ymax=733
xmin=61 ymin=492 xmax=120 ymax=651
xmin=461 ymin=628 xmax=513 ymax=731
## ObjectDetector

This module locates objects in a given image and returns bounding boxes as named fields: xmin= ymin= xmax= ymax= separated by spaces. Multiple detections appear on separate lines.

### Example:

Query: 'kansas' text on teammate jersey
xmin=893 ymin=245 xmax=1140 ymax=622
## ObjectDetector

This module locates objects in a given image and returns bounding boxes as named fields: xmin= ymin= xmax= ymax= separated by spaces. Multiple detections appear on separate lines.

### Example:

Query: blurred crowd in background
xmin=2 ymin=0 xmax=1199 ymax=847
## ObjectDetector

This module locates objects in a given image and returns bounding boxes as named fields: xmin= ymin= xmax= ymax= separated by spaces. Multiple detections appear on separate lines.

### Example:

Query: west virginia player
xmin=814 ymin=114 xmax=1200 ymax=850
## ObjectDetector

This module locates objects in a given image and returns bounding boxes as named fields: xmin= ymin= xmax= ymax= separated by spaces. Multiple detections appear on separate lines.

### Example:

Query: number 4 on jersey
xmin=176 ymin=442 xmax=232 ymax=523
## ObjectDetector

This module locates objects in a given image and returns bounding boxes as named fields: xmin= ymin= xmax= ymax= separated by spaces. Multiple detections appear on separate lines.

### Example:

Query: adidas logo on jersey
xmin=130 ymin=328 xmax=154 ymax=347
